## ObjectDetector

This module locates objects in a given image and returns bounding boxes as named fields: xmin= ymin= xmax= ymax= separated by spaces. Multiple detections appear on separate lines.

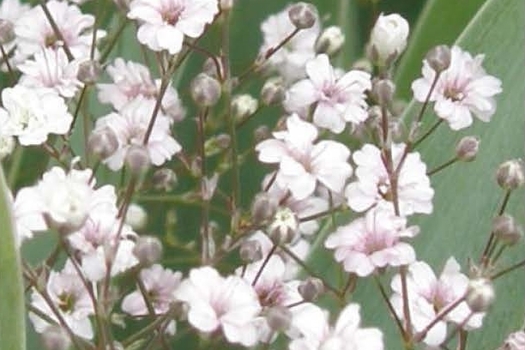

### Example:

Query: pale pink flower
xmin=97 ymin=58 xmax=185 ymax=121
xmin=127 ymin=0 xmax=219 ymax=54
xmin=13 ymin=187 xmax=48 ymax=245
xmin=29 ymin=260 xmax=95 ymax=339
xmin=175 ymin=266 xmax=262 ymax=347
xmin=18 ymin=47 xmax=82 ymax=98
xmin=284 ymin=54 xmax=371 ymax=134
xmin=122 ymin=264 xmax=182 ymax=316
xmin=256 ymin=114 xmax=352 ymax=200
xmin=325 ymin=207 xmax=418 ymax=277
xmin=390 ymin=258 xmax=484 ymax=346
xmin=289 ymin=303 xmax=383 ymax=350
xmin=14 ymin=0 xmax=105 ymax=60
xmin=345 ymin=143 xmax=434 ymax=216
xmin=93 ymin=97 xmax=182 ymax=171
xmin=0 ymin=85 xmax=73 ymax=145
xmin=260 ymin=5 xmax=320 ymax=83
xmin=412 ymin=46 xmax=502 ymax=130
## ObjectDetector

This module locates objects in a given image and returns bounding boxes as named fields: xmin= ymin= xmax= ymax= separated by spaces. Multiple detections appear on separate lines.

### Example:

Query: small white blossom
xmin=369 ymin=13 xmax=409 ymax=65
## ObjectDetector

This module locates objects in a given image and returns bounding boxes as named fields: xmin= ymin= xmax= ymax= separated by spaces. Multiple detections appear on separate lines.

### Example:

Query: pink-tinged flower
xmin=0 ymin=85 xmax=73 ymax=145
xmin=256 ymin=114 xmax=352 ymax=200
xmin=345 ymin=143 xmax=433 ymax=216
xmin=122 ymin=264 xmax=182 ymax=316
xmin=97 ymin=58 xmax=185 ymax=122
xmin=175 ymin=266 xmax=262 ymax=347
xmin=289 ymin=303 xmax=383 ymax=350
xmin=284 ymin=54 xmax=371 ymax=134
xmin=67 ymin=212 xmax=138 ymax=281
xmin=18 ymin=48 xmax=82 ymax=98
xmin=14 ymin=0 xmax=105 ymax=60
xmin=390 ymin=258 xmax=484 ymax=346
xmin=92 ymin=97 xmax=182 ymax=171
xmin=260 ymin=5 xmax=320 ymax=83
xmin=325 ymin=207 xmax=418 ymax=277
xmin=411 ymin=46 xmax=502 ymax=130
xmin=29 ymin=260 xmax=95 ymax=339
xmin=127 ymin=0 xmax=219 ymax=55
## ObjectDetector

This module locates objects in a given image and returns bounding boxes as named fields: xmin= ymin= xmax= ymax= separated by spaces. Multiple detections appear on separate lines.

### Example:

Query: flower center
xmin=163 ymin=6 xmax=183 ymax=26
xmin=58 ymin=292 xmax=76 ymax=313
xmin=444 ymin=87 xmax=465 ymax=102
xmin=377 ymin=179 xmax=393 ymax=201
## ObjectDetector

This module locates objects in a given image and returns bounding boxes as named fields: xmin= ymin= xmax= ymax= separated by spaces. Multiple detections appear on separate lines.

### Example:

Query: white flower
xmin=14 ymin=0 xmax=105 ymax=60
xmin=256 ymin=114 xmax=352 ymax=200
xmin=0 ymin=85 xmax=73 ymax=145
xmin=369 ymin=13 xmax=409 ymax=65
xmin=260 ymin=5 xmax=320 ymax=83
xmin=122 ymin=264 xmax=182 ymax=316
xmin=390 ymin=258 xmax=485 ymax=346
xmin=325 ymin=207 xmax=418 ymax=277
xmin=93 ymin=97 xmax=182 ymax=171
xmin=284 ymin=54 xmax=371 ymax=133
xmin=289 ymin=303 xmax=383 ymax=350
xmin=0 ymin=0 xmax=30 ymax=70
xmin=29 ymin=260 xmax=95 ymax=339
xmin=412 ymin=46 xmax=502 ymax=130
xmin=97 ymin=58 xmax=185 ymax=122
xmin=127 ymin=0 xmax=219 ymax=55
xmin=345 ymin=143 xmax=434 ymax=216
xmin=17 ymin=48 xmax=82 ymax=98
xmin=175 ymin=266 xmax=262 ymax=347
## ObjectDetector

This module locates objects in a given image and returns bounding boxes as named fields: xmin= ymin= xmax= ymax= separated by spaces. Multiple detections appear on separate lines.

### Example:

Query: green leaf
xmin=0 ymin=165 xmax=26 ymax=350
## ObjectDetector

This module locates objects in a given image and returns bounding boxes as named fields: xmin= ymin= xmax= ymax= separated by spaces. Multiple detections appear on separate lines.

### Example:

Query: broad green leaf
xmin=395 ymin=0 xmax=487 ymax=98
xmin=0 ymin=165 xmax=25 ymax=350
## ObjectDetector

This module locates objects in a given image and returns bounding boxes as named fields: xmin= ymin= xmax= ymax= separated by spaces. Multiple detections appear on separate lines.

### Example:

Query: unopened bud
xmin=133 ymin=235 xmax=163 ymax=266
xmin=261 ymin=77 xmax=285 ymax=106
xmin=254 ymin=125 xmax=270 ymax=143
xmin=251 ymin=192 xmax=278 ymax=225
xmin=298 ymin=277 xmax=324 ymax=301
xmin=266 ymin=306 xmax=292 ymax=332
xmin=231 ymin=94 xmax=258 ymax=120
xmin=239 ymin=239 xmax=263 ymax=263
xmin=496 ymin=159 xmax=524 ymax=190
xmin=88 ymin=127 xmax=119 ymax=159
xmin=498 ymin=330 xmax=525 ymax=350
xmin=425 ymin=45 xmax=451 ymax=73
xmin=125 ymin=203 xmax=147 ymax=230
xmin=268 ymin=207 xmax=298 ymax=245
xmin=219 ymin=0 xmax=234 ymax=10
xmin=201 ymin=173 xmax=219 ymax=201
xmin=493 ymin=214 xmax=522 ymax=246
xmin=352 ymin=58 xmax=373 ymax=74
xmin=41 ymin=326 xmax=71 ymax=350
xmin=190 ymin=73 xmax=221 ymax=107
xmin=368 ymin=13 xmax=409 ymax=66
xmin=389 ymin=118 xmax=404 ymax=142
xmin=0 ymin=19 xmax=14 ymax=44
xmin=152 ymin=168 xmax=178 ymax=192
xmin=465 ymin=278 xmax=495 ymax=312
xmin=288 ymin=2 xmax=317 ymax=29
xmin=315 ymin=26 xmax=345 ymax=56
xmin=125 ymin=145 xmax=150 ymax=175
xmin=372 ymin=79 xmax=395 ymax=106
xmin=391 ymin=99 xmax=408 ymax=116
xmin=202 ymin=57 xmax=224 ymax=79
xmin=455 ymin=136 xmax=480 ymax=162
xmin=204 ymin=134 xmax=231 ymax=156
xmin=77 ymin=60 xmax=102 ymax=84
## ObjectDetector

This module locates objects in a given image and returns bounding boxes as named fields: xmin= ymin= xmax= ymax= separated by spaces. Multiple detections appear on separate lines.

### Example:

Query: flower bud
xmin=352 ymin=58 xmax=373 ymax=74
xmin=315 ymin=26 xmax=345 ymax=56
xmin=41 ymin=326 xmax=71 ymax=350
xmin=190 ymin=73 xmax=221 ymax=107
xmin=372 ymin=79 xmax=395 ymax=106
xmin=254 ymin=125 xmax=270 ymax=143
xmin=0 ymin=19 xmax=14 ymax=44
xmin=498 ymin=330 xmax=525 ymax=350
xmin=133 ymin=235 xmax=163 ymax=266
xmin=204 ymin=134 xmax=231 ymax=156
xmin=77 ymin=60 xmax=102 ymax=84
xmin=288 ymin=2 xmax=318 ymax=29
xmin=88 ymin=127 xmax=119 ymax=159
xmin=0 ymin=135 xmax=14 ymax=160
xmin=425 ymin=45 xmax=451 ymax=73
xmin=201 ymin=173 xmax=219 ymax=201
xmin=368 ymin=13 xmax=409 ymax=66
xmin=251 ymin=192 xmax=278 ymax=226
xmin=298 ymin=277 xmax=324 ymax=301
xmin=125 ymin=203 xmax=147 ymax=230
xmin=261 ymin=77 xmax=285 ymax=106
xmin=455 ymin=136 xmax=480 ymax=162
xmin=231 ymin=94 xmax=258 ymax=120
xmin=239 ymin=239 xmax=263 ymax=263
xmin=493 ymin=214 xmax=522 ymax=246
xmin=465 ymin=278 xmax=495 ymax=312
xmin=268 ymin=207 xmax=298 ymax=245
xmin=266 ymin=306 xmax=292 ymax=332
xmin=391 ymin=99 xmax=408 ymax=117
xmin=125 ymin=145 xmax=150 ymax=175
xmin=202 ymin=57 xmax=224 ymax=79
xmin=152 ymin=168 xmax=178 ymax=192
xmin=496 ymin=159 xmax=524 ymax=190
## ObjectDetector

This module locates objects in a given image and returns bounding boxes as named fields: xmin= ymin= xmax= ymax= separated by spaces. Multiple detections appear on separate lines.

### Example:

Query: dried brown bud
xmin=298 ymin=277 xmax=324 ymax=301
xmin=190 ymin=73 xmax=221 ymax=107
xmin=152 ymin=168 xmax=178 ymax=192
xmin=288 ymin=2 xmax=317 ymax=29
xmin=496 ymin=159 xmax=524 ymax=190
xmin=239 ymin=239 xmax=263 ymax=263
xmin=372 ymin=79 xmax=395 ymax=106
xmin=251 ymin=192 xmax=278 ymax=226
xmin=425 ymin=45 xmax=451 ymax=73
xmin=455 ymin=136 xmax=480 ymax=162
xmin=493 ymin=214 xmax=522 ymax=246
xmin=77 ymin=60 xmax=102 ymax=84
xmin=125 ymin=145 xmax=150 ymax=175
xmin=133 ymin=235 xmax=163 ymax=266
xmin=88 ymin=127 xmax=119 ymax=159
